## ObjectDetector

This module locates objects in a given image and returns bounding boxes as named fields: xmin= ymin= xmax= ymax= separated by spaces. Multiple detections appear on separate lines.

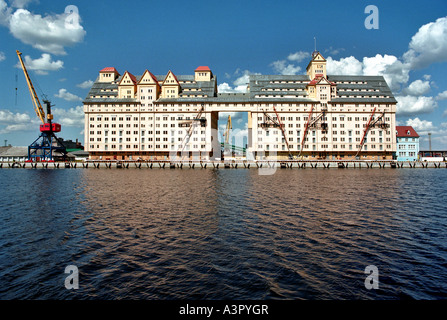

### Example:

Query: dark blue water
xmin=1 ymin=167 xmax=446 ymax=299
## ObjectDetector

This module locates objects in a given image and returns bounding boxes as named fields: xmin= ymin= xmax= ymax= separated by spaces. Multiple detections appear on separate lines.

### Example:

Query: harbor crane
xmin=355 ymin=107 xmax=390 ymax=157
xmin=177 ymin=104 xmax=205 ymax=159
xmin=299 ymin=103 xmax=328 ymax=158
xmin=260 ymin=106 xmax=293 ymax=159
xmin=16 ymin=50 xmax=67 ymax=162
xmin=222 ymin=115 xmax=232 ymax=159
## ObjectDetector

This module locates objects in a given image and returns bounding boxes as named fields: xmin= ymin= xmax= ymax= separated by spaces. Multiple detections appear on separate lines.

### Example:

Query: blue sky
xmin=0 ymin=0 xmax=446 ymax=149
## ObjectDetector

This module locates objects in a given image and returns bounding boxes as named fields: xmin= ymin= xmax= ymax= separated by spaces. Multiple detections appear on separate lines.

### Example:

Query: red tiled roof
xmin=195 ymin=66 xmax=211 ymax=72
xmin=307 ymin=75 xmax=335 ymax=86
xmin=138 ymin=69 xmax=159 ymax=86
xmin=163 ymin=70 xmax=179 ymax=85
xmin=100 ymin=67 xmax=118 ymax=73
xmin=125 ymin=71 xmax=137 ymax=84
xmin=396 ymin=126 xmax=419 ymax=138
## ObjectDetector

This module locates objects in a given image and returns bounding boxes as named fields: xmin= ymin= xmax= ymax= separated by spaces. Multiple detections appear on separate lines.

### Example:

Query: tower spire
xmin=312 ymin=37 xmax=318 ymax=58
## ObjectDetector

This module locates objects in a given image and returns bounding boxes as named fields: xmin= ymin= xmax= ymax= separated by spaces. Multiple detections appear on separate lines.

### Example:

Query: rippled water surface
xmin=1 ymin=167 xmax=446 ymax=299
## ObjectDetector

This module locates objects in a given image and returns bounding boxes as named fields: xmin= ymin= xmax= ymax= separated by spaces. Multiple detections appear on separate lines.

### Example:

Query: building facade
xmin=396 ymin=126 xmax=419 ymax=161
xmin=83 ymin=52 xmax=397 ymax=160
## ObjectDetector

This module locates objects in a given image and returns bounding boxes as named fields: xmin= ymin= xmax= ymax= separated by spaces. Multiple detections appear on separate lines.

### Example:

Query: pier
xmin=1 ymin=159 xmax=446 ymax=169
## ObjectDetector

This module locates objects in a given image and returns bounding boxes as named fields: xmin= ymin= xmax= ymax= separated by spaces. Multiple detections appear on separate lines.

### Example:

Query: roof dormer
xmin=99 ymin=67 xmax=120 ymax=83
xmin=195 ymin=66 xmax=212 ymax=82
xmin=118 ymin=71 xmax=137 ymax=98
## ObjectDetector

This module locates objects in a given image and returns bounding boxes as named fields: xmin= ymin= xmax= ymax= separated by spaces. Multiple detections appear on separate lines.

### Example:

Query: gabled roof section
xmin=138 ymin=69 xmax=159 ymax=85
xmin=163 ymin=70 xmax=180 ymax=86
xmin=396 ymin=126 xmax=419 ymax=138
xmin=311 ymin=51 xmax=326 ymax=61
xmin=307 ymin=75 xmax=335 ymax=86
xmin=119 ymin=71 xmax=137 ymax=85
xmin=306 ymin=51 xmax=326 ymax=70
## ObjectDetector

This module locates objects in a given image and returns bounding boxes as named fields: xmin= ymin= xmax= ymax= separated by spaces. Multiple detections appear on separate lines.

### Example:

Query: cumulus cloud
xmin=11 ymin=0 xmax=35 ymax=8
xmin=436 ymin=90 xmax=447 ymax=101
xmin=406 ymin=117 xmax=435 ymax=133
xmin=218 ymin=70 xmax=260 ymax=93
xmin=402 ymin=79 xmax=431 ymax=96
xmin=18 ymin=53 xmax=63 ymax=75
xmin=396 ymin=95 xmax=438 ymax=115
xmin=0 ymin=51 xmax=5 ymax=61
xmin=326 ymin=56 xmax=363 ymax=75
xmin=51 ymin=106 xmax=84 ymax=127
xmin=403 ymin=16 xmax=447 ymax=69
xmin=54 ymin=88 xmax=83 ymax=102
xmin=76 ymin=80 xmax=93 ymax=89
xmin=271 ymin=60 xmax=302 ymax=75
xmin=0 ymin=109 xmax=31 ymax=124
xmin=287 ymin=51 xmax=309 ymax=62
xmin=0 ymin=109 xmax=37 ymax=134
xmin=324 ymin=46 xmax=345 ymax=56
xmin=327 ymin=54 xmax=410 ymax=91
xmin=0 ymin=0 xmax=11 ymax=26
xmin=0 ymin=1 xmax=86 ymax=55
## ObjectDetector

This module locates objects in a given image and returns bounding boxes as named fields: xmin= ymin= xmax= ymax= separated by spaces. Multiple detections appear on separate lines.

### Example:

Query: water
xmin=0 ymin=167 xmax=446 ymax=300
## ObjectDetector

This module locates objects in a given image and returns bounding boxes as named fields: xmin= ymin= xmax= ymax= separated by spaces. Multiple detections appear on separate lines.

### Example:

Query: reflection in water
xmin=0 ymin=168 xmax=446 ymax=299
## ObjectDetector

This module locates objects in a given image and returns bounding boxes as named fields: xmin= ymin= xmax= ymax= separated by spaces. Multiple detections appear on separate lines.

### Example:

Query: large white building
xmin=83 ymin=52 xmax=397 ymax=160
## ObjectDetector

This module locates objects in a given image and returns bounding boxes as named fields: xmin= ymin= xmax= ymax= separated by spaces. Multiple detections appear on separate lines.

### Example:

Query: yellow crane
xmin=221 ymin=115 xmax=232 ymax=160
xmin=16 ymin=50 xmax=47 ymax=124
xmin=16 ymin=50 xmax=66 ymax=161
xmin=223 ymin=115 xmax=232 ymax=145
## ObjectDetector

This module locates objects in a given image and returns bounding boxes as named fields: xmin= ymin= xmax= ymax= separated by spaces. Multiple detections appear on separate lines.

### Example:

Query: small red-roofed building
xmin=99 ymin=67 xmax=120 ymax=82
xmin=195 ymin=66 xmax=212 ymax=82
xmin=396 ymin=126 xmax=419 ymax=161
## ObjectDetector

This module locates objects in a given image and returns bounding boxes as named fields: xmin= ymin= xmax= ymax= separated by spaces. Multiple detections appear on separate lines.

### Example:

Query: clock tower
xmin=306 ymin=51 xmax=327 ymax=80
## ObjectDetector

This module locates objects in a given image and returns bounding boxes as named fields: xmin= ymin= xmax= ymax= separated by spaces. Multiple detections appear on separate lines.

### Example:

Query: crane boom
xmin=299 ymin=104 xmax=314 ymax=157
xmin=272 ymin=105 xmax=292 ymax=159
xmin=16 ymin=50 xmax=46 ymax=124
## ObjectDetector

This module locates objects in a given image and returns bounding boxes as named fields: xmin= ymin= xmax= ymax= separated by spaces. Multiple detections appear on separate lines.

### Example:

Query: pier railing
xmin=1 ymin=159 xmax=446 ymax=169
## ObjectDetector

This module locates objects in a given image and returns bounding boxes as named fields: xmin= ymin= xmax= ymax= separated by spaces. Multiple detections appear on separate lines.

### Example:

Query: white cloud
xmin=403 ymin=16 xmax=447 ymax=69
xmin=11 ymin=0 xmax=35 ymax=8
xmin=363 ymin=54 xmax=410 ymax=91
xmin=406 ymin=117 xmax=435 ymax=131
xmin=218 ymin=70 xmax=260 ymax=93
xmin=1 ymin=3 xmax=86 ymax=55
xmin=287 ymin=51 xmax=309 ymax=62
xmin=0 ymin=0 xmax=11 ymax=25
xmin=76 ymin=80 xmax=93 ymax=89
xmin=327 ymin=54 xmax=411 ymax=91
xmin=217 ymin=83 xmax=233 ymax=93
xmin=0 ymin=123 xmax=34 ymax=134
xmin=0 ymin=51 xmax=5 ymax=61
xmin=51 ymin=106 xmax=84 ymax=127
xmin=402 ymin=79 xmax=431 ymax=96
xmin=396 ymin=95 xmax=438 ymax=115
xmin=218 ymin=82 xmax=247 ymax=93
xmin=18 ymin=53 xmax=63 ymax=75
xmin=324 ymin=46 xmax=345 ymax=56
xmin=326 ymin=56 xmax=363 ymax=75
xmin=54 ymin=88 xmax=82 ymax=102
xmin=271 ymin=60 xmax=301 ymax=75
xmin=0 ymin=109 xmax=31 ymax=124
xmin=0 ymin=109 xmax=37 ymax=134
xmin=436 ymin=90 xmax=447 ymax=101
